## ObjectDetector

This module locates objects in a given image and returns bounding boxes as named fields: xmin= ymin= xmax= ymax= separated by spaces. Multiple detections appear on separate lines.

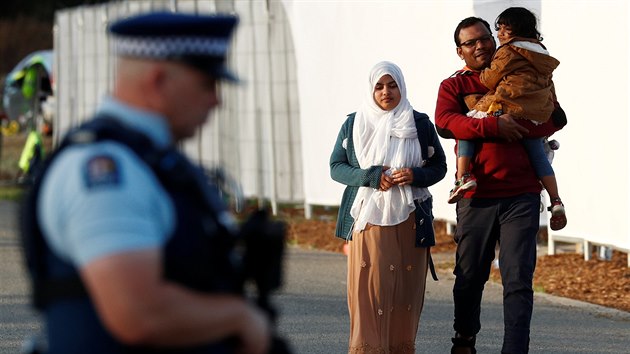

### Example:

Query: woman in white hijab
xmin=330 ymin=61 xmax=447 ymax=353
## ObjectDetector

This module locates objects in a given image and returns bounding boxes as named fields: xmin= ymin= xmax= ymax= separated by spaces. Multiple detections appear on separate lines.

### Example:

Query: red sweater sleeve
xmin=434 ymin=71 xmax=499 ymax=140
xmin=518 ymin=118 xmax=560 ymax=138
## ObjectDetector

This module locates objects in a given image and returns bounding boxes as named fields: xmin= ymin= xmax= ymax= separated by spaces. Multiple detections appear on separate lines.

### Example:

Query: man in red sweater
xmin=435 ymin=17 xmax=565 ymax=354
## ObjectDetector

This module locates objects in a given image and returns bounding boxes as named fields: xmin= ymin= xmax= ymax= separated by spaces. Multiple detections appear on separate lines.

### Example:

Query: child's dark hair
xmin=495 ymin=7 xmax=542 ymax=41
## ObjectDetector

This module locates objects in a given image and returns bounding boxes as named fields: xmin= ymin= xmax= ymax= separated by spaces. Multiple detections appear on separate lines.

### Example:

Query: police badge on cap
xmin=108 ymin=11 xmax=239 ymax=82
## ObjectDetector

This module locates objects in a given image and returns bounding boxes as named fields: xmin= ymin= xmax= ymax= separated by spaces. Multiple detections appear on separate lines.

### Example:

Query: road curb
xmin=431 ymin=251 xmax=630 ymax=320
xmin=534 ymin=291 xmax=630 ymax=321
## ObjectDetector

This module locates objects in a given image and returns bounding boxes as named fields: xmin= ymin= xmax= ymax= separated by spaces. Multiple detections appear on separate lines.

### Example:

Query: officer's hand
xmin=380 ymin=166 xmax=394 ymax=191
xmin=236 ymin=305 xmax=272 ymax=354
xmin=497 ymin=114 xmax=528 ymax=142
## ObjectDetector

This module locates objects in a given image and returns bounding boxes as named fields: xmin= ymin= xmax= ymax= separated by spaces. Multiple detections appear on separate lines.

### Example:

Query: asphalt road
xmin=1 ymin=200 xmax=629 ymax=353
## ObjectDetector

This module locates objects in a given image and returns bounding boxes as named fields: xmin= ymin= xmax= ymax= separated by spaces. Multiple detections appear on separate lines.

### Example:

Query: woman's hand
xmin=380 ymin=166 xmax=395 ymax=191
xmin=391 ymin=168 xmax=414 ymax=186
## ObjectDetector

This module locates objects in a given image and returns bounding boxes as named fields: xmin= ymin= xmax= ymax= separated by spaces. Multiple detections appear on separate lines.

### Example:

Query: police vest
xmin=20 ymin=116 xmax=240 ymax=354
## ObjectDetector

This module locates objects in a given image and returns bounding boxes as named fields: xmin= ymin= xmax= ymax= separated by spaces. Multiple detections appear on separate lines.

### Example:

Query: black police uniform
xmin=21 ymin=116 xmax=239 ymax=353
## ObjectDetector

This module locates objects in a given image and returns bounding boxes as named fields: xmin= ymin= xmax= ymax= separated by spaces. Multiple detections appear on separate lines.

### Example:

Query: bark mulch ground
xmin=278 ymin=206 xmax=630 ymax=313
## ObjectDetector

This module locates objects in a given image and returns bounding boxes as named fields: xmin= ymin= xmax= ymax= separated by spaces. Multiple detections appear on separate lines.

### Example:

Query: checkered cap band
xmin=112 ymin=35 xmax=229 ymax=58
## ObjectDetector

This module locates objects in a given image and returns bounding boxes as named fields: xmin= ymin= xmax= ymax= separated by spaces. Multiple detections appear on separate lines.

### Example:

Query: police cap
xmin=108 ymin=11 xmax=239 ymax=82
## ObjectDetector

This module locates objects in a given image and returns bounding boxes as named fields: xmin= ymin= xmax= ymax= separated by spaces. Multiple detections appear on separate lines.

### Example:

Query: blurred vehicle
xmin=2 ymin=50 xmax=54 ymax=134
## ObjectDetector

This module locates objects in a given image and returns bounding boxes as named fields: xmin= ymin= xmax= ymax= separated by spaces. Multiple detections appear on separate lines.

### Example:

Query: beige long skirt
xmin=347 ymin=214 xmax=429 ymax=354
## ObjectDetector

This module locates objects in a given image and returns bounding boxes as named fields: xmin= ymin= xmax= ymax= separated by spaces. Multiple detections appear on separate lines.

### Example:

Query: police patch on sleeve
xmin=83 ymin=155 xmax=121 ymax=188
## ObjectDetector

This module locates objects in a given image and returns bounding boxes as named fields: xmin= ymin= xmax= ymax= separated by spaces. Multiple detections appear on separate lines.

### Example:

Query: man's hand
xmin=81 ymin=249 xmax=273 ymax=350
xmin=497 ymin=114 xmax=528 ymax=142
xmin=236 ymin=305 xmax=272 ymax=354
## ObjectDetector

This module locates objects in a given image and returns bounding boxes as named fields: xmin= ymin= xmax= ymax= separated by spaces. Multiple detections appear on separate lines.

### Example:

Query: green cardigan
xmin=329 ymin=111 xmax=447 ymax=246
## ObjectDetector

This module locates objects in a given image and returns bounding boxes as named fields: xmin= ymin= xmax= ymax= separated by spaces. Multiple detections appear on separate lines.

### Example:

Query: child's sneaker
xmin=548 ymin=139 xmax=560 ymax=150
xmin=543 ymin=138 xmax=557 ymax=164
xmin=548 ymin=198 xmax=567 ymax=231
xmin=448 ymin=174 xmax=477 ymax=204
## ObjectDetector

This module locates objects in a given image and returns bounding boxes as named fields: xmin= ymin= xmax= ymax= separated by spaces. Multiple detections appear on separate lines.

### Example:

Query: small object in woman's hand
xmin=384 ymin=167 xmax=397 ymax=177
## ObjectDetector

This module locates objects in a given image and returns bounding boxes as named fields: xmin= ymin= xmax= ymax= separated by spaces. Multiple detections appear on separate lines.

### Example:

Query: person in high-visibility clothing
xmin=17 ymin=129 xmax=44 ymax=183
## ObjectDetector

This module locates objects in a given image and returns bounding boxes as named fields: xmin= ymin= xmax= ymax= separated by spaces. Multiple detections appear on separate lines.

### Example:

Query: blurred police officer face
xmin=373 ymin=75 xmax=401 ymax=111
xmin=160 ymin=62 xmax=220 ymax=141
xmin=456 ymin=22 xmax=496 ymax=71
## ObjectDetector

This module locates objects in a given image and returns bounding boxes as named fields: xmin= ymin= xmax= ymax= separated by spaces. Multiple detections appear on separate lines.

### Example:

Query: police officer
xmin=23 ymin=12 xmax=271 ymax=354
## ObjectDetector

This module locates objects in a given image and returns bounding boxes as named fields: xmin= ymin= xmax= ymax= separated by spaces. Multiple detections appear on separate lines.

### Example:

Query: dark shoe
xmin=548 ymin=139 xmax=560 ymax=150
xmin=451 ymin=334 xmax=476 ymax=354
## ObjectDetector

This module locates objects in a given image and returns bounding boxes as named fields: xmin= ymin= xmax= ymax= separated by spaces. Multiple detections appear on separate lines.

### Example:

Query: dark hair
xmin=495 ymin=7 xmax=542 ymax=41
xmin=454 ymin=17 xmax=492 ymax=46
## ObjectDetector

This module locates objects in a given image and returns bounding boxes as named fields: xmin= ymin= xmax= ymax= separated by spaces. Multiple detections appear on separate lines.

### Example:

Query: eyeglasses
xmin=458 ymin=35 xmax=494 ymax=48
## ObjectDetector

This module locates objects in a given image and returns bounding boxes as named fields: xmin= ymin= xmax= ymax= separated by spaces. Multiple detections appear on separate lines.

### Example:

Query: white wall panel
xmin=540 ymin=0 xmax=629 ymax=251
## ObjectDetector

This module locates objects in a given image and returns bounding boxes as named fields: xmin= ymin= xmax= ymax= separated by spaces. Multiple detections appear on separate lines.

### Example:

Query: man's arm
xmin=81 ymin=249 xmax=271 ymax=354
xmin=435 ymin=76 xmax=551 ymax=141
xmin=462 ymin=109 xmax=560 ymax=143
xmin=496 ymin=114 xmax=530 ymax=141
xmin=515 ymin=102 xmax=566 ymax=139
xmin=435 ymin=77 xmax=501 ymax=140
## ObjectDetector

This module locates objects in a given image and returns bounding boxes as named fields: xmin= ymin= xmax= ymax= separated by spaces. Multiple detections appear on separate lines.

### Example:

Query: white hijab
xmin=350 ymin=61 xmax=431 ymax=232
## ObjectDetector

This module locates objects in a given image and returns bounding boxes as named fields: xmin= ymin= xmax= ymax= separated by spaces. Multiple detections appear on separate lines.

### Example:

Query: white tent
xmin=53 ymin=0 xmax=629 ymax=264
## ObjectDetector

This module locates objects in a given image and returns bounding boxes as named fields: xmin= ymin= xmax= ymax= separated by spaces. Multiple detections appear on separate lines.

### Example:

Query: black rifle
xmin=236 ymin=209 xmax=293 ymax=354
xmin=209 ymin=167 xmax=292 ymax=354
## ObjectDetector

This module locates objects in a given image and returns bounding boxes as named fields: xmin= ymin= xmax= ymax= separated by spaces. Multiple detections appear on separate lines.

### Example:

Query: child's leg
xmin=456 ymin=139 xmax=475 ymax=180
xmin=449 ymin=140 xmax=478 ymax=204
xmin=523 ymin=138 xmax=566 ymax=230
xmin=539 ymin=175 xmax=559 ymax=200
xmin=522 ymin=138 xmax=560 ymax=199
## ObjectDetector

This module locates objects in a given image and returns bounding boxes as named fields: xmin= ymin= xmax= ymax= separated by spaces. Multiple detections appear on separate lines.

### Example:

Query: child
xmin=448 ymin=7 xmax=567 ymax=231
